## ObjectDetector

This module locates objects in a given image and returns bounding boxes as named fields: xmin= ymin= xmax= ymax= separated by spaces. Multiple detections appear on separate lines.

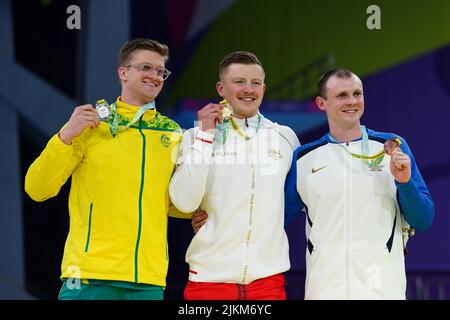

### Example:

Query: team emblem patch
xmin=268 ymin=148 xmax=282 ymax=160
xmin=160 ymin=134 xmax=171 ymax=148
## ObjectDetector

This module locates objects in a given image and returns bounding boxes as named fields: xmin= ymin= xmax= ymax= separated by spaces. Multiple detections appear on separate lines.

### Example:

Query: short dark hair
xmin=219 ymin=51 xmax=264 ymax=79
xmin=317 ymin=68 xmax=355 ymax=98
xmin=118 ymin=38 xmax=169 ymax=67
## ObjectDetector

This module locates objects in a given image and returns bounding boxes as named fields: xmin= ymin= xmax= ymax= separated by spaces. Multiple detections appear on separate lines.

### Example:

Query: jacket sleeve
xmin=168 ymin=201 xmax=194 ymax=219
xmin=278 ymin=125 xmax=301 ymax=150
xmin=284 ymin=147 xmax=305 ymax=227
xmin=169 ymin=128 xmax=214 ymax=213
xmin=24 ymin=130 xmax=86 ymax=202
xmin=395 ymin=137 xmax=435 ymax=231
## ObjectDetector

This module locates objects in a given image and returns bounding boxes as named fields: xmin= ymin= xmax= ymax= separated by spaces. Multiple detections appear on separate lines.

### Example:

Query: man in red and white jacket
xmin=169 ymin=51 xmax=300 ymax=300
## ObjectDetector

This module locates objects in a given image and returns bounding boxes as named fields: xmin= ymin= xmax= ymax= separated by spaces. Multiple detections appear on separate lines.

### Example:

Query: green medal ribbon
xmin=329 ymin=125 xmax=385 ymax=169
xmin=108 ymin=100 xmax=155 ymax=136
xmin=216 ymin=98 xmax=262 ymax=144
xmin=360 ymin=125 xmax=384 ymax=169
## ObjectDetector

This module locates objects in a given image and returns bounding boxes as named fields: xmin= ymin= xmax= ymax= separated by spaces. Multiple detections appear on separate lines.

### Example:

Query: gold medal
xmin=219 ymin=99 xmax=233 ymax=121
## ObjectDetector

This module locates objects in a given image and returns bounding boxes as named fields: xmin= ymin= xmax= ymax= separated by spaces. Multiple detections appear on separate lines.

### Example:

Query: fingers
xmin=390 ymin=150 xmax=412 ymax=183
xmin=389 ymin=147 xmax=401 ymax=156
xmin=191 ymin=210 xmax=208 ymax=234
xmin=82 ymin=111 xmax=101 ymax=127
xmin=76 ymin=104 xmax=95 ymax=112
xmin=73 ymin=105 xmax=100 ymax=127
xmin=198 ymin=104 xmax=222 ymax=119
xmin=197 ymin=103 xmax=223 ymax=132
xmin=60 ymin=104 xmax=101 ymax=144
xmin=391 ymin=150 xmax=410 ymax=169
xmin=193 ymin=211 xmax=208 ymax=222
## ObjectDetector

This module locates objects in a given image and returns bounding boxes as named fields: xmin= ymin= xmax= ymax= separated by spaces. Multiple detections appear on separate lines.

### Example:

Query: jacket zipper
xmin=84 ymin=203 xmax=93 ymax=252
xmin=344 ymin=145 xmax=351 ymax=299
xmin=134 ymin=117 xmax=146 ymax=282
xmin=241 ymin=136 xmax=256 ymax=284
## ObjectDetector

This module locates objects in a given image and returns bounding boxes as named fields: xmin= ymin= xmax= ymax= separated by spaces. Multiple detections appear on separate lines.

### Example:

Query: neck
xmin=233 ymin=111 xmax=258 ymax=120
xmin=329 ymin=122 xmax=362 ymax=143
xmin=120 ymin=94 xmax=154 ymax=107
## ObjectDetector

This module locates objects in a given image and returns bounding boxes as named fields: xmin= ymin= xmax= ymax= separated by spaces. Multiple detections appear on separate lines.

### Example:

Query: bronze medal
xmin=384 ymin=138 xmax=401 ymax=156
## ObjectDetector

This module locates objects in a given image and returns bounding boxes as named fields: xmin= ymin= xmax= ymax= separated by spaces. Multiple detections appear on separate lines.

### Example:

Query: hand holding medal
xmin=58 ymin=103 xmax=100 ymax=145
xmin=197 ymin=101 xmax=227 ymax=134
xmin=385 ymin=138 xmax=411 ymax=183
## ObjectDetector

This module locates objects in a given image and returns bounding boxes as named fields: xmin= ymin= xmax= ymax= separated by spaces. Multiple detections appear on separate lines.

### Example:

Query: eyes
xmin=138 ymin=64 xmax=170 ymax=79
xmin=337 ymin=91 xmax=362 ymax=99
xmin=125 ymin=63 xmax=171 ymax=80
xmin=232 ymin=79 xmax=263 ymax=88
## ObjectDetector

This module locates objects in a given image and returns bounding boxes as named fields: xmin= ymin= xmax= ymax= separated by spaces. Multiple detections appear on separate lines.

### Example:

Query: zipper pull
xmin=245 ymin=118 xmax=248 ymax=127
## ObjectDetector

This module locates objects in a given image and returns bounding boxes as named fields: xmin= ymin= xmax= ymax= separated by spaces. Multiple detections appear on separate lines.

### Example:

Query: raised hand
xmin=390 ymin=147 xmax=411 ymax=183
xmin=197 ymin=103 xmax=223 ymax=134
xmin=59 ymin=104 xmax=100 ymax=145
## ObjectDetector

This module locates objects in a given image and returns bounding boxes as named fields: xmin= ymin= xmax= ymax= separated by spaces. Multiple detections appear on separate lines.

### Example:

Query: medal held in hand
xmin=219 ymin=99 xmax=233 ymax=121
xmin=366 ymin=137 xmax=402 ymax=170
xmin=384 ymin=137 xmax=402 ymax=156
xmin=95 ymin=99 xmax=111 ymax=121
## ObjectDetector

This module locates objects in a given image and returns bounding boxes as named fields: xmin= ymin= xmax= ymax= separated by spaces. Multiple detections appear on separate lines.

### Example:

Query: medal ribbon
xmin=229 ymin=114 xmax=262 ymax=140
xmin=328 ymin=125 xmax=384 ymax=167
xmin=108 ymin=100 xmax=155 ymax=136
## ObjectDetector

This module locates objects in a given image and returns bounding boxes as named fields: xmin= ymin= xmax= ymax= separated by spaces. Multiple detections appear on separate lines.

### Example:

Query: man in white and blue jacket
xmin=284 ymin=68 xmax=434 ymax=300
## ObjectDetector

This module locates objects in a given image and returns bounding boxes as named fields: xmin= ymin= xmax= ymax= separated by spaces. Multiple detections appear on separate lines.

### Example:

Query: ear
xmin=316 ymin=96 xmax=327 ymax=111
xmin=216 ymin=81 xmax=224 ymax=98
xmin=263 ymin=83 xmax=266 ymax=93
xmin=118 ymin=67 xmax=127 ymax=83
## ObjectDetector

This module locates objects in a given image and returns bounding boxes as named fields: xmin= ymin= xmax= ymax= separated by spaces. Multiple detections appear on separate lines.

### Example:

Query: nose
xmin=144 ymin=69 xmax=160 ymax=78
xmin=240 ymin=83 xmax=257 ymax=92
xmin=347 ymin=95 xmax=357 ymax=105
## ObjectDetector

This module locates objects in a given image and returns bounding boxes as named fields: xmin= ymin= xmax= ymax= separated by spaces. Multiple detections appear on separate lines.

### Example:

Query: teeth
xmin=240 ymin=98 xmax=254 ymax=101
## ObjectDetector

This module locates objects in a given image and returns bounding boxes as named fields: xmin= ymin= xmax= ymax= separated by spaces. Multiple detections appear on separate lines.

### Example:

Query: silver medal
xmin=95 ymin=99 xmax=111 ymax=121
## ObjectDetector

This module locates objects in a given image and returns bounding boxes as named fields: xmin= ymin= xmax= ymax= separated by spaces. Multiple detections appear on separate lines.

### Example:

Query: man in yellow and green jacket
xmin=25 ymin=38 xmax=183 ymax=300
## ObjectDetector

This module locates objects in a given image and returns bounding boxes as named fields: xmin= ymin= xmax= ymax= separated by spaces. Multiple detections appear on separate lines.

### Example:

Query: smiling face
xmin=216 ymin=63 xmax=266 ymax=119
xmin=118 ymin=49 xmax=165 ymax=106
xmin=316 ymin=74 xmax=364 ymax=132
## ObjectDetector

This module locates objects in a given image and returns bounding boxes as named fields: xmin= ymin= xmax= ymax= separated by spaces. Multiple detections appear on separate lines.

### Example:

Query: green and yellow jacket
xmin=25 ymin=98 xmax=183 ymax=287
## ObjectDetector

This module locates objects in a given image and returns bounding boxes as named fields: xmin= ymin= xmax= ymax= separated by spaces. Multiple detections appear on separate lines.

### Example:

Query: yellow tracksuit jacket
xmin=25 ymin=98 xmax=183 ymax=286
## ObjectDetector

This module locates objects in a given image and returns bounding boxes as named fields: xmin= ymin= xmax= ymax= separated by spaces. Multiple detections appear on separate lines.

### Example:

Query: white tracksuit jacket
xmin=284 ymin=129 xmax=434 ymax=299
xmin=170 ymin=114 xmax=300 ymax=284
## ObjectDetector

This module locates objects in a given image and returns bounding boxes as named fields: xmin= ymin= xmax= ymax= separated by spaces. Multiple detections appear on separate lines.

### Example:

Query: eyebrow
xmin=137 ymin=62 xmax=165 ymax=68
xmin=336 ymin=89 xmax=362 ymax=95
xmin=231 ymin=77 xmax=263 ymax=81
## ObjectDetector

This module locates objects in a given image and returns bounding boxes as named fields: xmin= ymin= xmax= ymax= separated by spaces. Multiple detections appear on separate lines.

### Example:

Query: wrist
xmin=195 ymin=130 xmax=214 ymax=144
xmin=58 ymin=130 xmax=73 ymax=145
xmin=198 ymin=120 xmax=216 ymax=135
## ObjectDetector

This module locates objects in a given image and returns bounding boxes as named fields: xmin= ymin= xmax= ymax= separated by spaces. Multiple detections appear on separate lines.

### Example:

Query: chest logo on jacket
xmin=160 ymin=134 xmax=171 ymax=148
xmin=268 ymin=149 xmax=282 ymax=160
xmin=311 ymin=165 xmax=327 ymax=174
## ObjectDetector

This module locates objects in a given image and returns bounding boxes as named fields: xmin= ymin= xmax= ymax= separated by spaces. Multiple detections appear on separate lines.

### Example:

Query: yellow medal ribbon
xmin=347 ymin=149 xmax=385 ymax=160
xmin=229 ymin=115 xmax=261 ymax=140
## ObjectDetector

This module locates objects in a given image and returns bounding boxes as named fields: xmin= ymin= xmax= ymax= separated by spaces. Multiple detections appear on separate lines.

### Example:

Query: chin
xmin=143 ymin=93 xmax=158 ymax=101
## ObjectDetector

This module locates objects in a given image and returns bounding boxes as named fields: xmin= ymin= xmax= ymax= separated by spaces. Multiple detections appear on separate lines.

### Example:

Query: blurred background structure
xmin=1 ymin=0 xmax=449 ymax=299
